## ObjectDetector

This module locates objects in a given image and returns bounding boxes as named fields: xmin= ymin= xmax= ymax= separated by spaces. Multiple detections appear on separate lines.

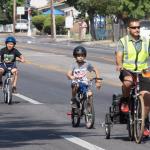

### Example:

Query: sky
xmin=30 ymin=0 xmax=48 ymax=8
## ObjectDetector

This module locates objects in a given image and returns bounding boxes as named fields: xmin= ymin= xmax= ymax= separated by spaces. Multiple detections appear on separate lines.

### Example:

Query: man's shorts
xmin=119 ymin=69 xmax=150 ymax=92
xmin=0 ymin=62 xmax=17 ymax=74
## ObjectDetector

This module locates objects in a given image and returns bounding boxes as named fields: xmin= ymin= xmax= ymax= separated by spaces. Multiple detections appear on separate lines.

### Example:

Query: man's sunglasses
xmin=129 ymin=26 xmax=140 ymax=29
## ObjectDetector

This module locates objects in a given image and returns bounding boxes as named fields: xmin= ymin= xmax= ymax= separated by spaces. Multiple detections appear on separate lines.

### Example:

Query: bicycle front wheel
xmin=4 ymin=79 xmax=12 ymax=105
xmin=3 ymin=80 xmax=8 ymax=103
xmin=71 ymin=107 xmax=80 ymax=127
xmin=84 ymin=97 xmax=95 ymax=129
xmin=134 ymin=95 xmax=145 ymax=144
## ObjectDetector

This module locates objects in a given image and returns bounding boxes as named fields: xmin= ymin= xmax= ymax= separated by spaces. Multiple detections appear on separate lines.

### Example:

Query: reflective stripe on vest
xmin=120 ymin=35 xmax=149 ymax=71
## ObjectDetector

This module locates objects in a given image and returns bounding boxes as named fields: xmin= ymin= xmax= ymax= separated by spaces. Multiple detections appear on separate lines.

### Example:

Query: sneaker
xmin=12 ymin=87 xmax=17 ymax=93
xmin=143 ymin=128 xmax=150 ymax=137
xmin=121 ymin=103 xmax=129 ymax=113
xmin=70 ymin=98 xmax=77 ymax=108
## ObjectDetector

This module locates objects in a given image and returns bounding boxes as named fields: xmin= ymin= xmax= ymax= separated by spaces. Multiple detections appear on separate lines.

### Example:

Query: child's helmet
xmin=5 ymin=36 xmax=16 ymax=45
xmin=73 ymin=46 xmax=87 ymax=57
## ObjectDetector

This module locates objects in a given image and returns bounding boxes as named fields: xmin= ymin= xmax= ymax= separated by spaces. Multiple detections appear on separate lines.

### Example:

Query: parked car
xmin=140 ymin=20 xmax=150 ymax=39
xmin=15 ymin=19 xmax=28 ymax=32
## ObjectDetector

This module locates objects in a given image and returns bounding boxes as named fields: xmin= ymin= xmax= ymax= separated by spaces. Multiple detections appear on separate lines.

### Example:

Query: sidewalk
xmin=0 ymin=32 xmax=117 ymax=48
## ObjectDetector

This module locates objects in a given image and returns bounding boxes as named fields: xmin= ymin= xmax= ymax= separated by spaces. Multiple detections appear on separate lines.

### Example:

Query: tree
xmin=0 ymin=0 xmax=24 ymax=24
xmin=118 ymin=0 xmax=150 ymax=24
xmin=66 ymin=0 xmax=150 ymax=40
xmin=66 ymin=0 xmax=119 ymax=40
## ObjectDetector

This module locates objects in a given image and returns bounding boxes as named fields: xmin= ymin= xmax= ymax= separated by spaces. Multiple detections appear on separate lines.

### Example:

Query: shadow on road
xmin=0 ymin=116 xmax=103 ymax=148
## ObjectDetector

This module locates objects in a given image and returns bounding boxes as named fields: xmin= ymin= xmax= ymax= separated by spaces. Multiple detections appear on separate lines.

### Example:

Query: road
xmin=0 ymin=35 xmax=149 ymax=150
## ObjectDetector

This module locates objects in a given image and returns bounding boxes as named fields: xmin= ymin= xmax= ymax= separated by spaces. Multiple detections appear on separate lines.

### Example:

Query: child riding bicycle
xmin=0 ymin=36 xmax=25 ymax=93
xmin=66 ymin=46 xmax=102 ymax=108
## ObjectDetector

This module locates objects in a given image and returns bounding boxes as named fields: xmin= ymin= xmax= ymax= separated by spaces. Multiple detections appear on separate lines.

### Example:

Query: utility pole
xmin=27 ymin=7 xmax=32 ymax=36
xmin=13 ymin=0 xmax=16 ymax=34
xmin=50 ymin=0 xmax=56 ymax=40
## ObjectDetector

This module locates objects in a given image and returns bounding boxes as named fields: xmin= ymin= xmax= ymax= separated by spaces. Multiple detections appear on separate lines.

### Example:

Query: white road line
xmin=14 ymin=93 xmax=43 ymax=104
xmin=61 ymin=135 xmax=105 ymax=150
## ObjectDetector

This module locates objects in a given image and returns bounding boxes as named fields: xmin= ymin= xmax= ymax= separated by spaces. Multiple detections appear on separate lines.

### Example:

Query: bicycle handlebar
xmin=89 ymin=77 xmax=103 ymax=81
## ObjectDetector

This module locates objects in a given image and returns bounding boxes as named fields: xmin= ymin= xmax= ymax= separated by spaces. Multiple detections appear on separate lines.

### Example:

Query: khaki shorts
xmin=119 ymin=69 xmax=150 ymax=92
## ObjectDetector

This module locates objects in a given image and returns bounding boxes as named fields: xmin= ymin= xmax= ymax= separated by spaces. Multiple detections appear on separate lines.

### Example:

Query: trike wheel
xmin=134 ymin=95 xmax=145 ymax=144
xmin=127 ymin=99 xmax=134 ymax=141
xmin=105 ymin=114 xmax=111 ymax=139
xmin=127 ymin=115 xmax=134 ymax=141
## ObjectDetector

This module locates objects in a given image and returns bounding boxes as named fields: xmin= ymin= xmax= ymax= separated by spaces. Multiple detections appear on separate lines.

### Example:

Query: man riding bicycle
xmin=0 ymin=36 xmax=25 ymax=93
xmin=115 ymin=18 xmax=150 ymax=136
xmin=67 ymin=46 xmax=102 ymax=108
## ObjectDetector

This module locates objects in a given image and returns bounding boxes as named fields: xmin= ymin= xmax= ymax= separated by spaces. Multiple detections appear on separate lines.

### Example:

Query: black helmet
xmin=73 ymin=46 xmax=87 ymax=57
xmin=5 ymin=36 xmax=16 ymax=45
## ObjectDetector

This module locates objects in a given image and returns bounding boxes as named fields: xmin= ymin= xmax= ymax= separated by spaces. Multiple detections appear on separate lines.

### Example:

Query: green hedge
xmin=32 ymin=15 xmax=46 ymax=32
xmin=32 ymin=15 xmax=67 ymax=35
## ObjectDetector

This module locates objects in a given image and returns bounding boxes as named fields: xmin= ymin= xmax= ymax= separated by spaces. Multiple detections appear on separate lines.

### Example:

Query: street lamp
xmin=50 ymin=0 xmax=56 ymax=39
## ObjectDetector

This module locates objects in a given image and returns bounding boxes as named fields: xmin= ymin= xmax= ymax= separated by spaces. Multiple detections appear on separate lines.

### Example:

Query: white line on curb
xmin=61 ymin=135 xmax=105 ymax=150
xmin=14 ymin=93 xmax=43 ymax=104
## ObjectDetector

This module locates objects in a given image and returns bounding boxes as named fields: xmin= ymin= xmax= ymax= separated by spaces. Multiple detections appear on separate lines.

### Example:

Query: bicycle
xmin=126 ymin=70 xmax=145 ymax=143
xmin=2 ymin=63 xmax=15 ymax=105
xmin=70 ymin=77 xmax=102 ymax=129
xmin=105 ymin=69 xmax=146 ymax=144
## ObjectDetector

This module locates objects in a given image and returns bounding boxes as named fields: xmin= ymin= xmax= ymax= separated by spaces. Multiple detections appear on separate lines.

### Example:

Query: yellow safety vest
xmin=120 ymin=35 xmax=149 ymax=71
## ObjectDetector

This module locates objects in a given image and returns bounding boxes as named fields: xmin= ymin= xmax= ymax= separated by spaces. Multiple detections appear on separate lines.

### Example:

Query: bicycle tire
xmin=84 ymin=97 xmax=95 ymax=129
xmin=127 ymin=97 xmax=134 ymax=141
xmin=105 ymin=113 xmax=111 ymax=139
xmin=6 ymin=79 xmax=12 ymax=105
xmin=134 ymin=95 xmax=145 ymax=144
xmin=71 ymin=107 xmax=80 ymax=127
xmin=3 ymin=80 xmax=8 ymax=104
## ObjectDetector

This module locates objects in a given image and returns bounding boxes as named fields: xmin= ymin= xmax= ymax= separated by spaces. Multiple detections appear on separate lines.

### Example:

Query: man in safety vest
xmin=115 ymin=18 xmax=150 ymax=136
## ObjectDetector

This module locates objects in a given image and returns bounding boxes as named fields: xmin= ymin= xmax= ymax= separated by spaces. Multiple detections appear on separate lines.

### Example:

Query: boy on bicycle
xmin=67 ymin=46 xmax=102 ymax=108
xmin=0 ymin=36 xmax=25 ymax=93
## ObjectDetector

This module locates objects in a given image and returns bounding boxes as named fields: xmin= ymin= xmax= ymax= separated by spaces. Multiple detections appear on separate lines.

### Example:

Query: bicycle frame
xmin=77 ymin=78 xmax=102 ymax=116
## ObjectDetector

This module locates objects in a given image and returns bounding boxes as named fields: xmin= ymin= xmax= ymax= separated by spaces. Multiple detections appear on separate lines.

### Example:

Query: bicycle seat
xmin=142 ymin=68 xmax=150 ymax=78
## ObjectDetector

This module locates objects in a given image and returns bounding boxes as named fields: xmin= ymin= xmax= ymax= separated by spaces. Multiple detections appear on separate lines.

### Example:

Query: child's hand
xmin=95 ymin=81 xmax=102 ymax=90
xmin=70 ymin=76 xmax=75 ymax=80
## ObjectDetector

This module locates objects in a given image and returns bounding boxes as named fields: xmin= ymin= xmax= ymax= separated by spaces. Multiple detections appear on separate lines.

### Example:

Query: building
xmin=30 ymin=0 xmax=48 ymax=8
xmin=37 ymin=1 xmax=79 ymax=18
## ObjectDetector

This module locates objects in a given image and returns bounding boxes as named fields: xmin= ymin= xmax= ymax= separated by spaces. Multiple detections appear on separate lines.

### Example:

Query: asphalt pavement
xmin=0 ymin=33 xmax=149 ymax=150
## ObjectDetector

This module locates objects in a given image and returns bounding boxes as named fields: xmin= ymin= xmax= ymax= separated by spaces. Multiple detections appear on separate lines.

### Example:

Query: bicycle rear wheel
xmin=84 ymin=97 xmax=95 ymax=129
xmin=134 ymin=95 xmax=145 ymax=144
